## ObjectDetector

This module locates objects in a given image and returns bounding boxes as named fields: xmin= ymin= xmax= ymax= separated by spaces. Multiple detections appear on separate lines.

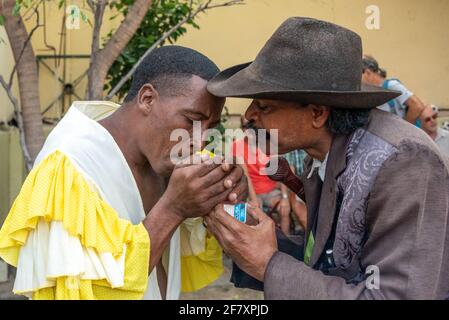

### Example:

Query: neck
xmin=428 ymin=130 xmax=438 ymax=141
xmin=99 ymin=107 xmax=151 ymax=173
xmin=305 ymin=131 xmax=333 ymax=162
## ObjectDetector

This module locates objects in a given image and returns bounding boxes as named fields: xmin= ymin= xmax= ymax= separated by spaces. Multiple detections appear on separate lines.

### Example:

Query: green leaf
xmin=12 ymin=2 xmax=21 ymax=16
xmin=80 ymin=10 xmax=92 ymax=27
xmin=0 ymin=14 xmax=5 ymax=26
xmin=105 ymin=0 xmax=207 ymax=99
xmin=58 ymin=0 xmax=65 ymax=9
xmin=80 ymin=11 xmax=88 ymax=22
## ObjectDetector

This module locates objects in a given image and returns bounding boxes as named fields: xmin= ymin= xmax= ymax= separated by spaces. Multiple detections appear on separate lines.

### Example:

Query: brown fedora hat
xmin=207 ymin=17 xmax=400 ymax=109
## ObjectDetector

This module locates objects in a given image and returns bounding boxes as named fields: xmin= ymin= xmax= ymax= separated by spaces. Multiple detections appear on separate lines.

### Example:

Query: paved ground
xmin=0 ymin=256 xmax=263 ymax=300
xmin=0 ymin=277 xmax=24 ymax=300
xmin=180 ymin=256 xmax=263 ymax=300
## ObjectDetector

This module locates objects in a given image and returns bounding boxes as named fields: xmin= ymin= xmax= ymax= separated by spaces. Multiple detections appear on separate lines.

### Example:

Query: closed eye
xmin=258 ymin=105 xmax=269 ymax=112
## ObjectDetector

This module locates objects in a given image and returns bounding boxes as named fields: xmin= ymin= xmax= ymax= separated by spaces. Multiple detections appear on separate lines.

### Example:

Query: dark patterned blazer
xmin=264 ymin=109 xmax=449 ymax=300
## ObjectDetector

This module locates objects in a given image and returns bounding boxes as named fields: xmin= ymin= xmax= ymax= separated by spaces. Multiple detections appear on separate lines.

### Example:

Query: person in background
xmin=362 ymin=55 xmax=426 ymax=125
xmin=231 ymin=117 xmax=291 ymax=235
xmin=284 ymin=150 xmax=308 ymax=231
xmin=420 ymin=104 xmax=449 ymax=157
xmin=443 ymin=121 xmax=449 ymax=131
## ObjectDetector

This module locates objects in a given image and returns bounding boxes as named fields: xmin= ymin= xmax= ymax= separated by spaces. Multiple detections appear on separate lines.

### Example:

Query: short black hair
xmin=326 ymin=108 xmax=371 ymax=135
xmin=293 ymin=101 xmax=371 ymax=135
xmin=362 ymin=55 xmax=387 ymax=78
xmin=124 ymin=45 xmax=220 ymax=102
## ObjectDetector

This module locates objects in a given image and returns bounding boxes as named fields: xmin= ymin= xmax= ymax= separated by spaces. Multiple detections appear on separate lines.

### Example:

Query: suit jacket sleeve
xmin=264 ymin=143 xmax=449 ymax=299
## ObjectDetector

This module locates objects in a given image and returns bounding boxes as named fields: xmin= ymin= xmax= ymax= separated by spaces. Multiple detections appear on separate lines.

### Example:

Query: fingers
xmin=211 ymin=204 xmax=244 ymax=234
xmin=174 ymin=152 xmax=204 ymax=168
xmin=195 ymin=160 xmax=222 ymax=177
xmin=200 ymin=165 xmax=229 ymax=188
xmin=204 ymin=215 xmax=219 ymax=237
xmin=205 ymin=188 xmax=234 ymax=209
xmin=203 ymin=177 xmax=229 ymax=198
xmin=221 ymin=162 xmax=233 ymax=173
xmin=202 ymin=165 xmax=247 ymax=202
xmin=225 ymin=165 xmax=244 ymax=187
xmin=222 ymin=166 xmax=245 ymax=201
xmin=174 ymin=153 xmax=221 ymax=176
xmin=229 ymin=175 xmax=248 ymax=203
xmin=278 ymin=202 xmax=291 ymax=217
xmin=204 ymin=213 xmax=235 ymax=249
xmin=247 ymin=205 xmax=268 ymax=223
xmin=247 ymin=199 xmax=260 ymax=208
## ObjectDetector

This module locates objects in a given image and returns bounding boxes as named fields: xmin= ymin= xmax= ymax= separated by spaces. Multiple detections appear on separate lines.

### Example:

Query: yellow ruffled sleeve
xmin=0 ymin=150 xmax=150 ymax=300
xmin=180 ymin=219 xmax=223 ymax=292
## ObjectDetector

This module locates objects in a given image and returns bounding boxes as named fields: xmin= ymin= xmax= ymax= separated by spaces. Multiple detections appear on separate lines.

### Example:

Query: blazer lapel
xmin=300 ymin=157 xmax=321 ymax=238
xmin=309 ymin=134 xmax=350 ymax=267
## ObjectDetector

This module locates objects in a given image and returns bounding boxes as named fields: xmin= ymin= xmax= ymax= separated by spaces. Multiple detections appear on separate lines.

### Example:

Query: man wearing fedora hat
xmin=204 ymin=17 xmax=449 ymax=299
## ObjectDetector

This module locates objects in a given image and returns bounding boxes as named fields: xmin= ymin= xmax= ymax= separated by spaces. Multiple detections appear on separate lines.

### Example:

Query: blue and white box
xmin=223 ymin=203 xmax=247 ymax=223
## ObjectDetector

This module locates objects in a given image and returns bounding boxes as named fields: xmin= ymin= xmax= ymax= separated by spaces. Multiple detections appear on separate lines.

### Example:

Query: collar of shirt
xmin=307 ymin=152 xmax=329 ymax=181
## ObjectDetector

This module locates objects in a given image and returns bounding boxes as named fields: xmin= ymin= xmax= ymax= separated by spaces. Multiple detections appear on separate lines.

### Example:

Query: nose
xmin=245 ymin=101 xmax=259 ymax=123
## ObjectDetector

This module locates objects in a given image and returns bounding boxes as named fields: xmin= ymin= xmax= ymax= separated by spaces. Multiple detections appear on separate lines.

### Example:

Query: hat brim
xmin=207 ymin=62 xmax=401 ymax=109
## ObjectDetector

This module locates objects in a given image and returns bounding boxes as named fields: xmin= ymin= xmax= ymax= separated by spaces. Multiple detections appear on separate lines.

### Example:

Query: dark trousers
xmin=230 ymin=228 xmax=304 ymax=291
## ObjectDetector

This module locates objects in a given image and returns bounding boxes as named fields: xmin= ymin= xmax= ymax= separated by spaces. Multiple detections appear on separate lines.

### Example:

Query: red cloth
xmin=231 ymin=139 xmax=277 ymax=195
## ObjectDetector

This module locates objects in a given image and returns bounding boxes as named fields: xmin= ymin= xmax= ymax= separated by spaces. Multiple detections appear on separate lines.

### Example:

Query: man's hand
xmin=204 ymin=204 xmax=278 ymax=281
xmin=290 ymin=193 xmax=307 ymax=230
xmin=221 ymin=162 xmax=248 ymax=203
xmin=278 ymin=198 xmax=291 ymax=219
xmin=162 ymin=154 xmax=248 ymax=220
xmin=143 ymin=154 xmax=247 ymax=273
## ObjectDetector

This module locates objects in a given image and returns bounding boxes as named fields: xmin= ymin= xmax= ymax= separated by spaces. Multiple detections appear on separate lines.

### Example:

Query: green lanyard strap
xmin=304 ymin=231 xmax=315 ymax=266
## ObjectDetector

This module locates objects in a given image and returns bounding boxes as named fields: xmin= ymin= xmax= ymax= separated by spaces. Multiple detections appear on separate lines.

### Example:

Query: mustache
xmin=244 ymin=121 xmax=271 ymax=141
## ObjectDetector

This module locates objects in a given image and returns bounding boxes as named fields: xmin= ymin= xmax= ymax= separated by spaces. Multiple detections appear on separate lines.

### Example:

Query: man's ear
xmin=137 ymin=83 xmax=159 ymax=115
xmin=310 ymin=104 xmax=330 ymax=129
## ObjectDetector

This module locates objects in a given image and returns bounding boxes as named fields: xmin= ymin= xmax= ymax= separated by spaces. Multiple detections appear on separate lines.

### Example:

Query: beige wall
xmin=0 ymin=126 xmax=52 ymax=226
xmin=0 ymin=129 xmax=25 ymax=226
xmin=1 ymin=0 xmax=448 ymax=119
xmin=0 ymin=1 xmax=121 ymax=121
xmin=177 ymin=0 xmax=449 ymax=113
xmin=0 ymin=27 xmax=18 ymax=123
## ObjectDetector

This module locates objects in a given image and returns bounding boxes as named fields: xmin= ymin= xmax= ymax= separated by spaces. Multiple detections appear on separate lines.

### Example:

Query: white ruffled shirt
xmin=13 ymin=101 xmax=207 ymax=300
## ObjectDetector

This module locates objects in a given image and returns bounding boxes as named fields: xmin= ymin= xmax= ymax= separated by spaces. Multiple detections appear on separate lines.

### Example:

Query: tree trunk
xmin=86 ymin=0 xmax=153 ymax=100
xmin=1 ymin=0 xmax=44 ymax=162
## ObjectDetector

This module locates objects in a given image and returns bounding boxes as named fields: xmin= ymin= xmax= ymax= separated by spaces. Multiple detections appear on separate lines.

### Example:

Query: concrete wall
xmin=0 ymin=125 xmax=53 ymax=227
xmin=0 ymin=27 xmax=18 ymax=123
xmin=176 ymin=0 xmax=449 ymax=113
xmin=0 ymin=128 xmax=26 ymax=227
xmin=0 ymin=0 xmax=122 ymax=122
xmin=1 ymin=0 xmax=448 ymax=119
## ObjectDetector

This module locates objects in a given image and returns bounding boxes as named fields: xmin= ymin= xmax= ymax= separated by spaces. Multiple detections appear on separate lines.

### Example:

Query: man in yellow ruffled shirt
xmin=0 ymin=46 xmax=247 ymax=300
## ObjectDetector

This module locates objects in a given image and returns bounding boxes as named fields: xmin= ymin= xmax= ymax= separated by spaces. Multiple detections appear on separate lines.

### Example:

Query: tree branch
xmin=91 ymin=0 xmax=107 ymax=55
xmin=105 ymin=0 xmax=245 ymax=100
xmin=0 ymin=74 xmax=34 ymax=171
xmin=85 ymin=0 xmax=155 ymax=99
xmin=86 ymin=0 xmax=96 ymax=12
xmin=8 ymin=6 xmax=42 ymax=90
xmin=205 ymin=0 xmax=244 ymax=10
